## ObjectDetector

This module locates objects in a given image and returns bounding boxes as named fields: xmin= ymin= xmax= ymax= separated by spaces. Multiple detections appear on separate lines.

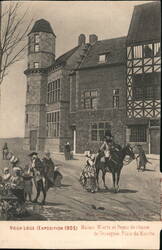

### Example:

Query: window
xmin=154 ymin=43 xmax=160 ymax=57
xmin=27 ymin=84 xmax=30 ymax=93
xmin=46 ymin=111 xmax=60 ymax=137
xmin=47 ymin=80 xmax=61 ymax=104
xmin=133 ymin=45 xmax=142 ymax=58
xmin=99 ymin=54 xmax=106 ymax=63
xmin=83 ymin=90 xmax=97 ymax=109
xmin=133 ymin=87 xmax=155 ymax=100
xmin=144 ymin=44 xmax=153 ymax=58
xmin=129 ymin=125 xmax=146 ymax=142
xmin=91 ymin=122 xmax=111 ymax=141
xmin=26 ymin=114 xmax=28 ymax=124
xmin=28 ymin=37 xmax=31 ymax=54
xmin=113 ymin=89 xmax=119 ymax=108
xmin=134 ymin=87 xmax=143 ymax=100
xmin=34 ymin=34 xmax=40 ymax=43
xmin=99 ymin=53 xmax=109 ymax=63
xmin=34 ymin=62 xmax=39 ymax=68
xmin=34 ymin=44 xmax=40 ymax=52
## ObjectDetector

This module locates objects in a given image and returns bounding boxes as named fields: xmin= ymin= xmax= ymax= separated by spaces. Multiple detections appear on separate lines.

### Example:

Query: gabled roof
xmin=48 ymin=46 xmax=80 ymax=70
xmin=127 ymin=2 xmax=161 ymax=45
xmin=29 ymin=19 xmax=56 ymax=36
xmin=79 ymin=37 xmax=126 ymax=69
xmin=55 ymin=46 xmax=79 ymax=65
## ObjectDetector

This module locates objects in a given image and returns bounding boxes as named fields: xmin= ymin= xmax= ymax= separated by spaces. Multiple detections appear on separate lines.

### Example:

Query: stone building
xmin=24 ymin=2 xmax=160 ymax=154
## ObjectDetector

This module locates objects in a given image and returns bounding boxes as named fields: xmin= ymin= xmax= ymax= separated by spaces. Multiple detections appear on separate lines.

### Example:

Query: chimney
xmin=89 ymin=34 xmax=98 ymax=45
xmin=78 ymin=34 xmax=86 ymax=46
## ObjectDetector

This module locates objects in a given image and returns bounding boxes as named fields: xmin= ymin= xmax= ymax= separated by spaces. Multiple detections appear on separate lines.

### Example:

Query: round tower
xmin=24 ymin=19 xmax=56 ymax=152
xmin=27 ymin=19 xmax=56 ymax=69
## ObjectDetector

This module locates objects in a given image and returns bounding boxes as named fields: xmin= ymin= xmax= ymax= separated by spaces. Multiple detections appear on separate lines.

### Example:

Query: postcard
xmin=0 ymin=0 xmax=161 ymax=249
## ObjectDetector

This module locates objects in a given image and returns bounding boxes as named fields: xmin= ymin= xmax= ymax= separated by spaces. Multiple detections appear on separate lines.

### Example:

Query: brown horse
xmin=95 ymin=144 xmax=135 ymax=192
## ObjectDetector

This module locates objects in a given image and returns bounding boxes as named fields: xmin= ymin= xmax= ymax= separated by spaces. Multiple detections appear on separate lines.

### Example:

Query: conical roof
xmin=28 ymin=19 xmax=56 ymax=36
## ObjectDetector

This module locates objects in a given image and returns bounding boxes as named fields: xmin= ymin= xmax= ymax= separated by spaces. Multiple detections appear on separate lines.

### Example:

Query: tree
xmin=0 ymin=1 xmax=33 ymax=85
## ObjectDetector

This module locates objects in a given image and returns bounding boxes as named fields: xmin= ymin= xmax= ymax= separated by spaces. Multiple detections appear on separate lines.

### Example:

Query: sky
xmin=0 ymin=0 xmax=148 ymax=138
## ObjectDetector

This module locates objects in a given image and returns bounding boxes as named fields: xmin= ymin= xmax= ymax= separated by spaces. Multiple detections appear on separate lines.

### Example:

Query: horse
xmin=95 ymin=144 xmax=135 ymax=193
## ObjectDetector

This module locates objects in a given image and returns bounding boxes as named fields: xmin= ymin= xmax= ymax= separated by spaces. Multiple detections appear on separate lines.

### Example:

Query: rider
xmin=97 ymin=131 xmax=122 ymax=165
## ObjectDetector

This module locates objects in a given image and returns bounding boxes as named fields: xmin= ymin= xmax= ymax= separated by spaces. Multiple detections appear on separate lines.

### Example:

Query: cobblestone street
xmin=0 ymin=150 xmax=160 ymax=221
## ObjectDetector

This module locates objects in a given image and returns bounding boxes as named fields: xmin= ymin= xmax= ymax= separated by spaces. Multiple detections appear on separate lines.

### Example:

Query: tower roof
xmin=127 ymin=2 xmax=160 ymax=45
xmin=28 ymin=19 xmax=56 ymax=36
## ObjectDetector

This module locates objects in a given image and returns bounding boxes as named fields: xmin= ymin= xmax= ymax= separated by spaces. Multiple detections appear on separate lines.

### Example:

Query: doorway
xmin=30 ymin=130 xmax=37 ymax=151
xmin=150 ymin=128 xmax=160 ymax=154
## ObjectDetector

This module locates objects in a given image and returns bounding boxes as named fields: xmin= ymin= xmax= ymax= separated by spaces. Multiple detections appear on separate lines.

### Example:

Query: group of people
xmin=79 ymin=131 xmax=150 ymax=193
xmin=0 ymin=149 xmax=63 ymax=205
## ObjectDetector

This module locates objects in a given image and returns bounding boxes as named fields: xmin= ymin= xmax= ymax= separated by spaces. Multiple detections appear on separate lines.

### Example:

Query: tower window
xmin=26 ymin=114 xmax=28 ymax=124
xmin=34 ymin=44 xmax=40 ymax=52
xmin=34 ymin=34 xmax=40 ymax=43
xmin=113 ymin=89 xmax=119 ymax=108
xmin=27 ymin=84 xmax=30 ymax=93
xmin=34 ymin=62 xmax=39 ymax=68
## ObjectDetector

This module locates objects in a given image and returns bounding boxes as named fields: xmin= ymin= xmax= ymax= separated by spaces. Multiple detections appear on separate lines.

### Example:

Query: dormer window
xmin=34 ymin=62 xmax=39 ymax=68
xmin=99 ymin=53 xmax=109 ymax=63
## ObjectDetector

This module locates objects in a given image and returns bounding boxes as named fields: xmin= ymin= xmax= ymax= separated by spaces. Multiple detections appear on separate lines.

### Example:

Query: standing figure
xmin=22 ymin=165 xmax=33 ymax=202
xmin=2 ymin=142 xmax=9 ymax=160
xmin=136 ymin=145 xmax=150 ymax=171
xmin=2 ymin=167 xmax=11 ymax=184
xmin=10 ymin=167 xmax=25 ymax=204
xmin=28 ymin=152 xmax=46 ymax=204
xmin=79 ymin=151 xmax=97 ymax=193
xmin=42 ymin=151 xmax=55 ymax=191
xmin=8 ymin=152 xmax=19 ymax=168
xmin=97 ymin=131 xmax=122 ymax=167
xmin=64 ymin=142 xmax=71 ymax=160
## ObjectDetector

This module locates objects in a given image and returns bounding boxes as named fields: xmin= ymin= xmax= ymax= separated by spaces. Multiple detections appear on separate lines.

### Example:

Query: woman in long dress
xmin=79 ymin=152 xmax=97 ymax=193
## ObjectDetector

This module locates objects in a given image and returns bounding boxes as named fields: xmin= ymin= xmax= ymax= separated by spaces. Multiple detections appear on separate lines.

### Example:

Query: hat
xmin=28 ymin=152 xmax=38 ymax=157
xmin=13 ymin=167 xmax=21 ymax=172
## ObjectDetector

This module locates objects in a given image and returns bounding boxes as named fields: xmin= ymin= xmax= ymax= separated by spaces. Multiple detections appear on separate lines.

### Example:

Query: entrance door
xmin=150 ymin=128 xmax=160 ymax=154
xmin=30 ymin=130 xmax=37 ymax=151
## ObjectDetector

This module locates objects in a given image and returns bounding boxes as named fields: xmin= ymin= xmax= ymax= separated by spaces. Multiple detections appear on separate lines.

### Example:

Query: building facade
xmin=126 ymin=2 xmax=161 ymax=154
xmin=24 ymin=2 xmax=161 ymax=154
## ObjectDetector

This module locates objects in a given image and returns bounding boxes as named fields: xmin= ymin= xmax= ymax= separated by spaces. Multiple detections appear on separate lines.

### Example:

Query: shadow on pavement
xmin=98 ymin=188 xmax=138 ymax=194
xmin=43 ymin=201 xmax=65 ymax=207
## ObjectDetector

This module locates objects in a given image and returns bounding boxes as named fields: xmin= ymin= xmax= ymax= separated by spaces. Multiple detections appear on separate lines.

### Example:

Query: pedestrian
xmin=8 ymin=152 xmax=19 ymax=168
xmin=22 ymin=165 xmax=33 ymax=202
xmin=10 ymin=167 xmax=25 ymax=203
xmin=53 ymin=166 xmax=63 ymax=187
xmin=28 ymin=152 xmax=46 ymax=204
xmin=2 ymin=142 xmax=9 ymax=160
xmin=2 ymin=167 xmax=11 ymax=184
xmin=42 ymin=151 xmax=55 ymax=191
xmin=64 ymin=142 xmax=71 ymax=160
xmin=79 ymin=151 xmax=97 ymax=193
xmin=136 ymin=145 xmax=151 ymax=171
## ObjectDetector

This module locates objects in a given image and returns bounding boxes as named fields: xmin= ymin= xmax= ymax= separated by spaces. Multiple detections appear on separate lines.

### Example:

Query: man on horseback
xmin=97 ymin=131 xmax=122 ymax=167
